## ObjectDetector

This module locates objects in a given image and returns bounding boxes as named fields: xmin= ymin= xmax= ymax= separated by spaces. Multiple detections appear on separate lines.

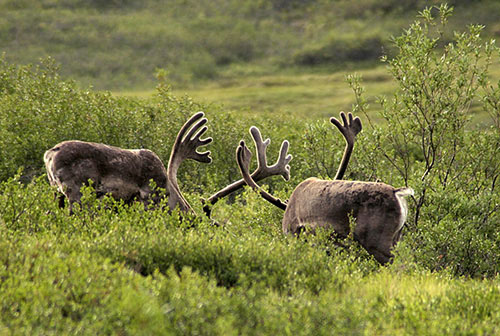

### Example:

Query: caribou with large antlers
xmin=44 ymin=112 xmax=212 ymax=214
xmin=236 ymin=112 xmax=414 ymax=264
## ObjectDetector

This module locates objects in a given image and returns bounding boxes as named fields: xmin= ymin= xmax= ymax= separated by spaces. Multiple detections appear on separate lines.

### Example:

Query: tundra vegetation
xmin=1 ymin=3 xmax=500 ymax=335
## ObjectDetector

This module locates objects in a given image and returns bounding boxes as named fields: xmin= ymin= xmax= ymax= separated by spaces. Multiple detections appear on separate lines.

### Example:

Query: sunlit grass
xmin=115 ymin=60 xmax=500 ymax=126
xmin=181 ymin=66 xmax=394 ymax=119
xmin=114 ymin=65 xmax=395 ymax=120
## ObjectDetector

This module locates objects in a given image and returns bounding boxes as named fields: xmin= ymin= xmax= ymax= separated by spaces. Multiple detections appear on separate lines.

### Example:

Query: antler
xmin=167 ymin=112 xmax=213 ymax=212
xmin=236 ymin=140 xmax=287 ymax=210
xmin=202 ymin=126 xmax=292 ymax=217
xmin=330 ymin=112 xmax=362 ymax=180
xmin=250 ymin=126 xmax=292 ymax=181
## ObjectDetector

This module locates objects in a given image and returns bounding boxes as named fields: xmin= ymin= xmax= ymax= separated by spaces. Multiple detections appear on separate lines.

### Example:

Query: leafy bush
xmin=0 ymin=56 xmax=241 ymax=190
xmin=0 ymin=55 xmax=300 ymax=217
xmin=348 ymin=4 xmax=500 ymax=277
xmin=0 ymin=174 xmax=383 ymax=334
xmin=1 ymin=179 xmax=499 ymax=335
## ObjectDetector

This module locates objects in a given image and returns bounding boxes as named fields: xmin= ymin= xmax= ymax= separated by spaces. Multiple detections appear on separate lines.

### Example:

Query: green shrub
xmin=348 ymin=4 xmax=500 ymax=277
xmin=0 ymin=235 xmax=154 ymax=334
xmin=0 ymin=175 xmax=384 ymax=334
xmin=0 ymin=56 xmax=237 ymax=190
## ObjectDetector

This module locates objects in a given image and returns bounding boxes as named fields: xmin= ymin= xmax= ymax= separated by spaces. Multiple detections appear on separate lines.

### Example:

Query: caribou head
xmin=44 ymin=112 xmax=212 ymax=214
xmin=236 ymin=112 xmax=414 ymax=264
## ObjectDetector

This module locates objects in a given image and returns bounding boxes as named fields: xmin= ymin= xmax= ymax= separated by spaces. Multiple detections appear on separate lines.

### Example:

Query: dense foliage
xmin=349 ymin=5 xmax=500 ymax=277
xmin=1 ymin=4 xmax=500 ymax=335
xmin=1 ymin=178 xmax=500 ymax=335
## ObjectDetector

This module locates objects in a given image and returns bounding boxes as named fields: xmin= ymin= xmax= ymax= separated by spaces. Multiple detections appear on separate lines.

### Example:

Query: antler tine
xmin=167 ymin=111 xmax=213 ymax=213
xmin=185 ymin=121 xmax=213 ymax=163
xmin=250 ymin=126 xmax=271 ymax=171
xmin=236 ymin=140 xmax=253 ymax=176
xmin=269 ymin=140 xmax=292 ymax=181
xmin=250 ymin=126 xmax=292 ymax=181
xmin=176 ymin=111 xmax=205 ymax=143
xmin=330 ymin=112 xmax=362 ymax=145
xmin=202 ymin=126 xmax=292 ymax=219
xmin=330 ymin=112 xmax=363 ymax=180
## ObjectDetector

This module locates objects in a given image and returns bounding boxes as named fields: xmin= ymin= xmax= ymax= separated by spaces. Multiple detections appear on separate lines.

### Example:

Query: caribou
xmin=44 ymin=112 xmax=213 ymax=214
xmin=44 ymin=112 xmax=292 ymax=218
xmin=235 ymin=112 xmax=414 ymax=264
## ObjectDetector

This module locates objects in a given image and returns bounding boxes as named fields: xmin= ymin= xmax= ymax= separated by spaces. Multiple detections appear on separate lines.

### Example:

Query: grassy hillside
xmin=1 ymin=0 xmax=500 ymax=91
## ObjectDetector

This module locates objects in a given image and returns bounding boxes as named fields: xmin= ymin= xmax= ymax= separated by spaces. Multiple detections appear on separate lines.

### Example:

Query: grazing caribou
xmin=44 ymin=112 xmax=212 ymax=214
xmin=236 ymin=112 xmax=414 ymax=264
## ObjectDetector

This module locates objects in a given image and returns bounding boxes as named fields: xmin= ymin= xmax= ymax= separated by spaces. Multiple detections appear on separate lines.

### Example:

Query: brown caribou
xmin=235 ymin=112 xmax=414 ymax=264
xmin=44 ymin=112 xmax=212 ymax=214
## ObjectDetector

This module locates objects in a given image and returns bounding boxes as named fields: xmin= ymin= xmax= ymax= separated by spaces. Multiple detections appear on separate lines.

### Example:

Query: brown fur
xmin=44 ymin=141 xmax=168 ymax=211
xmin=283 ymin=178 xmax=412 ymax=264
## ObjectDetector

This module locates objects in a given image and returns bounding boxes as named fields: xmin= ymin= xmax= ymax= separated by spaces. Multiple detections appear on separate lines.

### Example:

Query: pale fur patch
xmin=43 ymin=151 xmax=58 ymax=189
xmin=394 ymin=187 xmax=414 ymax=232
